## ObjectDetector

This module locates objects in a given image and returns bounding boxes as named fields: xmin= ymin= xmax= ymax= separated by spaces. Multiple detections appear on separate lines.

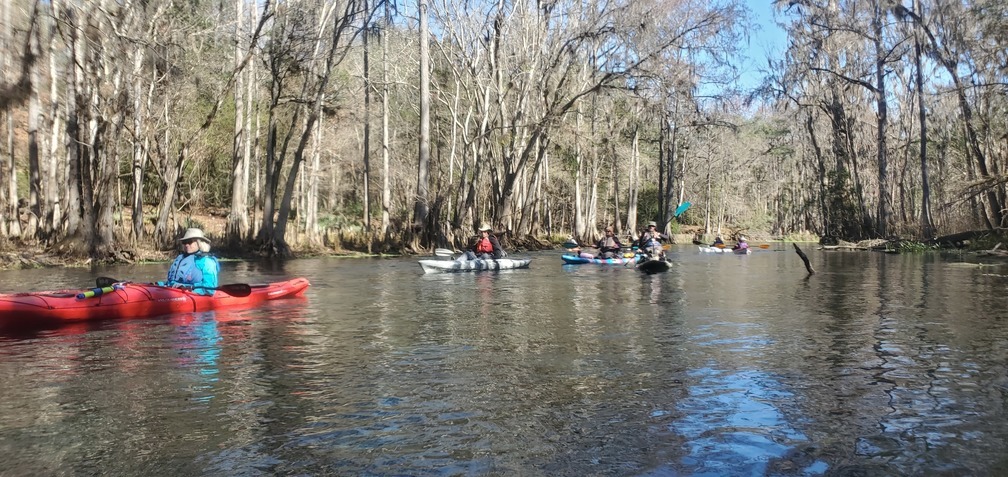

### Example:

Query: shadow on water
xmin=1 ymin=248 xmax=1008 ymax=475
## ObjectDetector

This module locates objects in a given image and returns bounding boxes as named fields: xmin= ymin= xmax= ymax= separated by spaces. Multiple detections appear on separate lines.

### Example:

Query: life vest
xmin=599 ymin=236 xmax=619 ymax=250
xmin=643 ymin=232 xmax=662 ymax=248
xmin=475 ymin=237 xmax=494 ymax=254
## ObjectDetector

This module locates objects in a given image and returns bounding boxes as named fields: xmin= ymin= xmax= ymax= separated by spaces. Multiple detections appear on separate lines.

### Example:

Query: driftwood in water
xmin=932 ymin=230 xmax=991 ymax=248
xmin=978 ymin=242 xmax=1008 ymax=258
xmin=794 ymin=244 xmax=815 ymax=274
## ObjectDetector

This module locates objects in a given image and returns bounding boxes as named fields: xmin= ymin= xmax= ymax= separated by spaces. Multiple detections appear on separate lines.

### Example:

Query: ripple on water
xmin=673 ymin=368 xmax=827 ymax=475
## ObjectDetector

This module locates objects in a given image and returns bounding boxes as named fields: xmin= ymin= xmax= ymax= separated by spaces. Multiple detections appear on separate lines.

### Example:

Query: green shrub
xmin=896 ymin=241 xmax=937 ymax=253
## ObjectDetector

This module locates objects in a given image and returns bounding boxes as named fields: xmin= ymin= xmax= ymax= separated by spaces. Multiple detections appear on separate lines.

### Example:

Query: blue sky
xmin=738 ymin=1 xmax=789 ymax=91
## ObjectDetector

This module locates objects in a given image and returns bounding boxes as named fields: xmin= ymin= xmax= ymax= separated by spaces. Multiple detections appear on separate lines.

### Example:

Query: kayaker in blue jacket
xmin=160 ymin=228 xmax=221 ymax=295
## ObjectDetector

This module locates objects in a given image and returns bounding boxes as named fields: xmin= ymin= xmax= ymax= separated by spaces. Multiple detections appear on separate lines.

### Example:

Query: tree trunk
xmin=94 ymin=121 xmax=118 ymax=256
xmin=273 ymin=118 xmax=311 ymax=257
xmin=26 ymin=9 xmax=41 ymax=238
xmin=611 ymin=144 xmax=621 ymax=234
xmin=362 ymin=6 xmax=371 ymax=238
xmin=873 ymin=1 xmax=890 ymax=238
xmin=380 ymin=0 xmax=391 ymax=238
xmin=625 ymin=126 xmax=639 ymax=236
xmin=63 ymin=5 xmax=84 ymax=242
xmin=574 ymin=106 xmax=585 ymax=239
xmin=412 ymin=0 xmax=430 ymax=244
xmin=129 ymin=30 xmax=154 ymax=242
xmin=244 ymin=0 xmax=258 ymax=241
xmin=154 ymin=144 xmax=186 ymax=244
xmin=913 ymin=0 xmax=934 ymax=239
xmin=1 ymin=0 xmax=14 ymax=236
xmin=45 ymin=1 xmax=62 ymax=237
xmin=257 ymin=107 xmax=280 ymax=244
xmin=227 ymin=0 xmax=249 ymax=248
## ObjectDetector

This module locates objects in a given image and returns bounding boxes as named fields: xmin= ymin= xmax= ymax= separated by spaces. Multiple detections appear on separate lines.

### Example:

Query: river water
xmin=1 ymin=246 xmax=1007 ymax=476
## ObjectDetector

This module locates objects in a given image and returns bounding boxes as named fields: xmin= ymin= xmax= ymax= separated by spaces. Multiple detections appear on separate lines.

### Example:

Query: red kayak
xmin=0 ymin=278 xmax=310 ymax=326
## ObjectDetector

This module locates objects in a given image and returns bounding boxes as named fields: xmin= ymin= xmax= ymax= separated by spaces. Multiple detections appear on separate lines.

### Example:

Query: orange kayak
xmin=0 ymin=278 xmax=310 ymax=326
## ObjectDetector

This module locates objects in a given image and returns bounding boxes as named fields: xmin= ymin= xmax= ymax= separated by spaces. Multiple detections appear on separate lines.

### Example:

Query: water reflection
xmin=173 ymin=312 xmax=222 ymax=402
xmin=1 ymin=250 xmax=1008 ymax=475
xmin=673 ymin=368 xmax=826 ymax=476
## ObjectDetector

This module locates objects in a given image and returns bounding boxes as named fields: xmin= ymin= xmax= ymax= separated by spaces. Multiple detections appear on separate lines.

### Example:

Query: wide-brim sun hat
xmin=739 ymin=235 xmax=747 ymax=242
xmin=180 ymin=228 xmax=211 ymax=244
xmin=478 ymin=224 xmax=492 ymax=232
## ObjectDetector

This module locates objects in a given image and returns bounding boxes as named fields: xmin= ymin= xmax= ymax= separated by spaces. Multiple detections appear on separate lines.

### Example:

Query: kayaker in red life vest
xmin=461 ymin=224 xmax=506 ymax=260
xmin=158 ymin=228 xmax=221 ymax=295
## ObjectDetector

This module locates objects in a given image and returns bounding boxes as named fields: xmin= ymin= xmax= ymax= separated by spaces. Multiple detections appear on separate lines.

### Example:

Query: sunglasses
xmin=182 ymin=239 xmax=198 ymax=245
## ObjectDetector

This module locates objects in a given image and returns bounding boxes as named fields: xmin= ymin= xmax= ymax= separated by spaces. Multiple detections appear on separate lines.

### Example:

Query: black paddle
xmin=96 ymin=277 xmax=253 ymax=297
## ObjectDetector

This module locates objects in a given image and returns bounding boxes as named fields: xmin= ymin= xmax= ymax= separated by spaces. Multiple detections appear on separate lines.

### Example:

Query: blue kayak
xmin=561 ymin=254 xmax=641 ymax=265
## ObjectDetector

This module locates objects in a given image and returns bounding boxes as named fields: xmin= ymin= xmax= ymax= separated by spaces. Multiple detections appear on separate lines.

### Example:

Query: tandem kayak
xmin=0 ymin=278 xmax=311 ymax=326
xmin=418 ymin=258 xmax=532 ymax=273
xmin=561 ymin=254 xmax=640 ymax=265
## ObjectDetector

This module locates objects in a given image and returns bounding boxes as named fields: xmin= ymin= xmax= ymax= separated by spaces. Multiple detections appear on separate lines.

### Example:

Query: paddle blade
xmin=434 ymin=248 xmax=456 ymax=257
xmin=758 ymin=244 xmax=770 ymax=249
xmin=674 ymin=201 xmax=692 ymax=217
xmin=215 ymin=283 xmax=252 ymax=297
xmin=96 ymin=276 xmax=120 ymax=287
xmin=714 ymin=243 xmax=726 ymax=248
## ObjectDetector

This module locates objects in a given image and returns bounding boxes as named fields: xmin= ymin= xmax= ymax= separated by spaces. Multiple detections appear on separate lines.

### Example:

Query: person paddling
xmin=636 ymin=221 xmax=669 ymax=259
xmin=462 ymin=224 xmax=506 ymax=260
xmin=159 ymin=228 xmax=221 ymax=295
xmin=732 ymin=235 xmax=750 ymax=251
xmin=595 ymin=226 xmax=624 ymax=259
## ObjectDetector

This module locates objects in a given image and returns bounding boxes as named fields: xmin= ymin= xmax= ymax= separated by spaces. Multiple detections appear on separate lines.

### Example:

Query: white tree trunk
xmin=413 ymin=0 xmax=431 ymax=236
xmin=380 ymin=0 xmax=391 ymax=237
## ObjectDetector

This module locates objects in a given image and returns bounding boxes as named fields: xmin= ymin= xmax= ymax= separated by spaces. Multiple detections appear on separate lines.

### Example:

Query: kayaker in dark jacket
xmin=636 ymin=221 xmax=668 ymax=259
xmin=462 ymin=224 xmax=505 ymax=260
xmin=595 ymin=226 xmax=623 ymax=259
xmin=159 ymin=228 xmax=221 ymax=295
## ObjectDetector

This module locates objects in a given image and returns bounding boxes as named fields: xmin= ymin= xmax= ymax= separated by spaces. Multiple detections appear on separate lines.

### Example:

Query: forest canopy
xmin=0 ymin=0 xmax=1005 ymax=260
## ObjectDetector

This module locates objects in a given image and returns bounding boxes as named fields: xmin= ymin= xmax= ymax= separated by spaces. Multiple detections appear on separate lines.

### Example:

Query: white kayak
xmin=418 ymin=258 xmax=532 ymax=273
xmin=698 ymin=246 xmax=751 ymax=255
xmin=698 ymin=246 xmax=730 ymax=253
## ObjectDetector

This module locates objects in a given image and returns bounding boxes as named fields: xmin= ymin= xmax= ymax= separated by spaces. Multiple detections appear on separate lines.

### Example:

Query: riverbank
xmin=2 ymin=219 xmax=1002 ymax=271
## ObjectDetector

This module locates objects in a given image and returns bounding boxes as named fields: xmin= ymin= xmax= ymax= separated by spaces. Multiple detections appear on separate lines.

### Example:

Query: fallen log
xmin=794 ymin=244 xmax=815 ymax=275
xmin=932 ymin=230 xmax=990 ymax=248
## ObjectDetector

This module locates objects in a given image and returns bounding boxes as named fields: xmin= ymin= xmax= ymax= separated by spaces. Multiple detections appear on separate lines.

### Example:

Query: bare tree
xmin=380 ymin=0 xmax=392 ymax=239
xmin=260 ymin=0 xmax=370 ymax=256
xmin=361 ymin=0 xmax=372 ymax=245
xmin=226 ymin=0 xmax=251 ymax=247
xmin=412 ymin=0 xmax=430 ymax=246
